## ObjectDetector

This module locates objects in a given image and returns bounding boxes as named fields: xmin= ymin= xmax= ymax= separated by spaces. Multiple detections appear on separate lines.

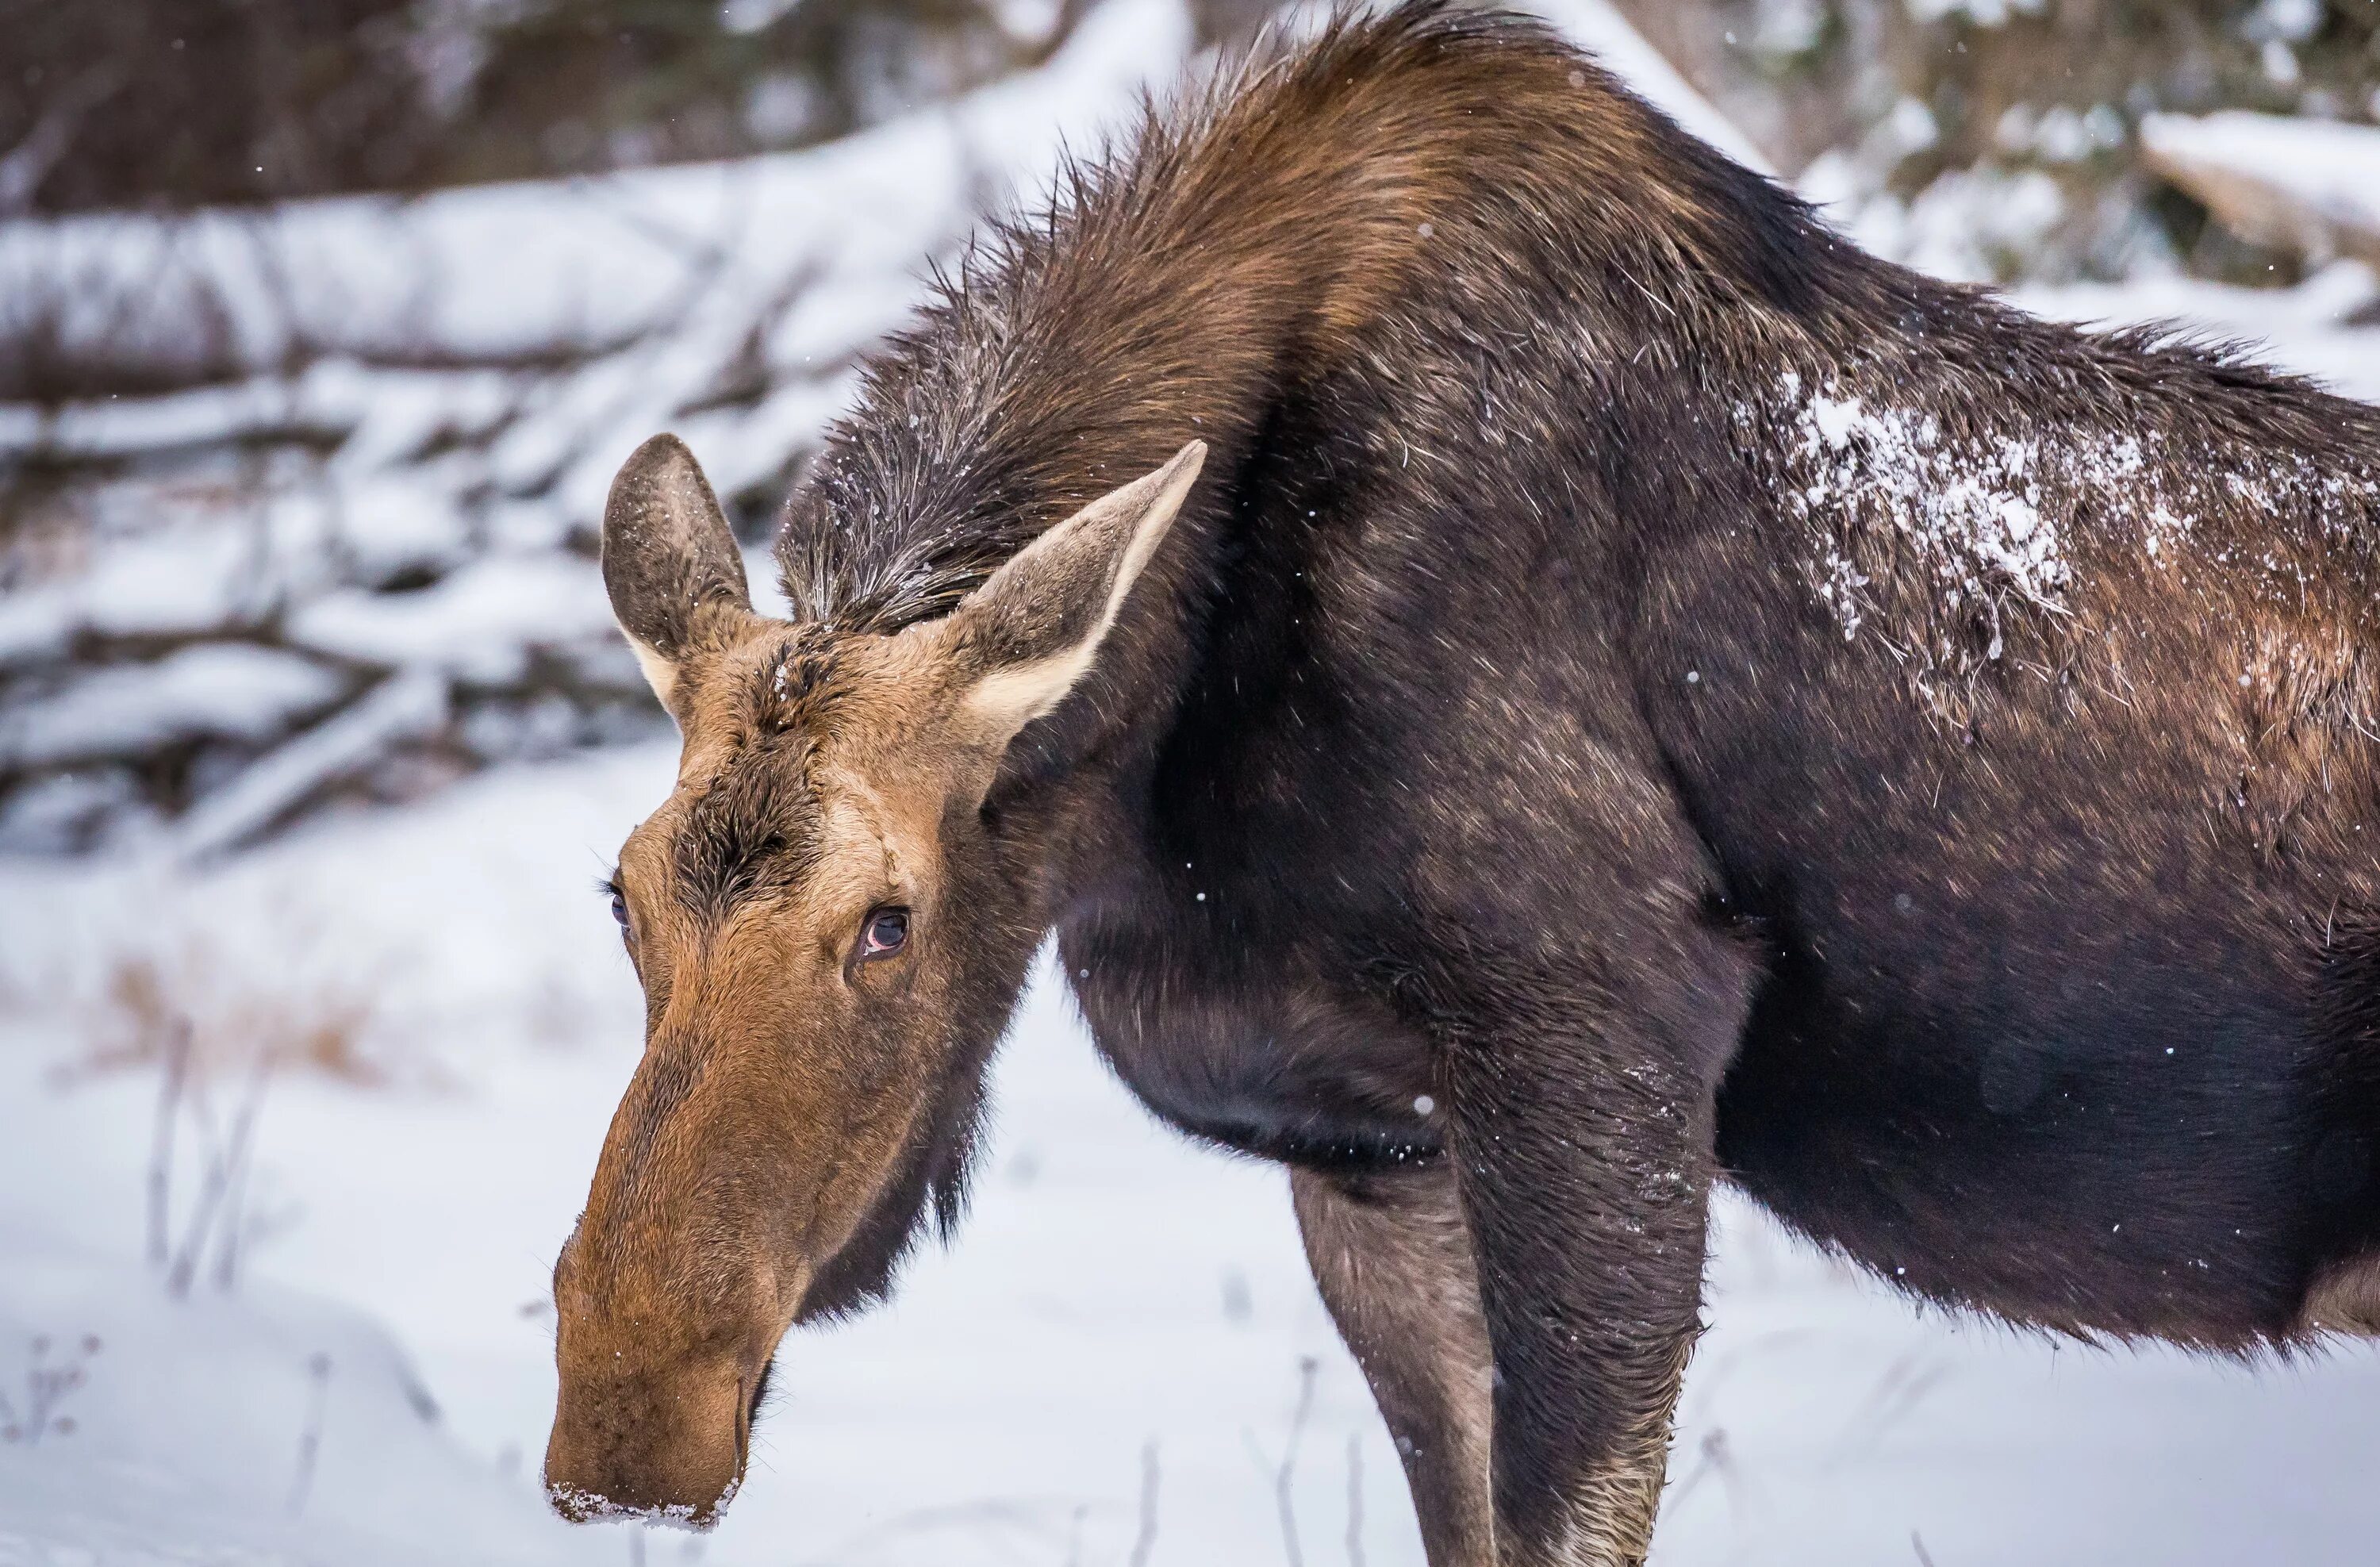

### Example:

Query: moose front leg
xmin=1292 ymin=1164 xmax=1496 ymax=1565
xmin=1444 ymin=947 xmax=1752 ymax=1565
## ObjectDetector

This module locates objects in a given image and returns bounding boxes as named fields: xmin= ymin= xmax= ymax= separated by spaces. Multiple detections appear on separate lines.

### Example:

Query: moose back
xmin=539 ymin=6 xmax=2380 ymax=1562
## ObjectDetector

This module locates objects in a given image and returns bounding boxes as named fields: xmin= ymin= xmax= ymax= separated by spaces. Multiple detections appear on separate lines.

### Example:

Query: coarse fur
xmin=545 ymin=5 xmax=2380 ymax=1561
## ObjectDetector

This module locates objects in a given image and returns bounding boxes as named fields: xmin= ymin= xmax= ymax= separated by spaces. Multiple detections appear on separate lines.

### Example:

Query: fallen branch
xmin=174 ymin=669 xmax=448 ymax=861
xmin=2141 ymin=112 xmax=2380 ymax=269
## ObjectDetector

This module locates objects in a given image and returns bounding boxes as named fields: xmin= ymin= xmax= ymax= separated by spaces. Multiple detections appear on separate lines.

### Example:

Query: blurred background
xmin=1 ymin=2 xmax=2377 ymax=1564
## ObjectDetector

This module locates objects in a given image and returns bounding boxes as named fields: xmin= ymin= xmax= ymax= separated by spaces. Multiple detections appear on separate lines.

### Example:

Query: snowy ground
xmin=9 ymin=2 xmax=2380 ymax=1564
xmin=12 ymin=714 xmax=2380 ymax=1567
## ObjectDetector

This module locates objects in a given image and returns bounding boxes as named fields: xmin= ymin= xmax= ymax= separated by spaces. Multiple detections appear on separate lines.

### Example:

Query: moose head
xmin=542 ymin=432 xmax=1205 ymax=1524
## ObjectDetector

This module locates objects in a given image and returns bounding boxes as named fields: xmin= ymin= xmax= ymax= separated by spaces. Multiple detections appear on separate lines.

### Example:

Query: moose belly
xmin=1062 ymin=951 xmax=1441 ymax=1169
xmin=1712 ymin=918 xmax=2340 ymax=1338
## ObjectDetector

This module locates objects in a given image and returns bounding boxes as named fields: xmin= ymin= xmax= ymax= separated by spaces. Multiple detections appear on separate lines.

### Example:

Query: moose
xmin=542 ymin=4 xmax=2380 ymax=1561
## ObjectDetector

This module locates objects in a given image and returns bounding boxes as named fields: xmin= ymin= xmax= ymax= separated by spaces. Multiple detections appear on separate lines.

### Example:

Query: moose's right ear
xmin=600 ymin=434 xmax=750 ymax=709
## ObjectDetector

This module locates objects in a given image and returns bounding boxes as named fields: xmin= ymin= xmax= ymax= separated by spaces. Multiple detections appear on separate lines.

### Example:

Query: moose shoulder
xmin=542 ymin=4 xmax=2380 ymax=1561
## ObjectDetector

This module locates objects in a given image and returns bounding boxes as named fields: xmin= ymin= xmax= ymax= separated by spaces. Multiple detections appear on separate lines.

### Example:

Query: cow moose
xmin=542 ymin=4 xmax=2380 ymax=1561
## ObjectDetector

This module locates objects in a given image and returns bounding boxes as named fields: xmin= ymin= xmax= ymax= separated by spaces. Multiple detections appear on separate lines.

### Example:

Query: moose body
xmin=543 ymin=6 xmax=2380 ymax=1561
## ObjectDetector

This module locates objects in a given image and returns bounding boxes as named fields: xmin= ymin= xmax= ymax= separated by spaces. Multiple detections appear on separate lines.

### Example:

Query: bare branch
xmin=145 ymin=1022 xmax=193 ymax=1266
xmin=1127 ymin=1439 xmax=1161 ymax=1567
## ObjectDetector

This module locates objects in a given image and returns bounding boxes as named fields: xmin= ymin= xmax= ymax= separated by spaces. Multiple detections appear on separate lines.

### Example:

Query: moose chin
xmin=543 ymin=3 xmax=2380 ymax=1561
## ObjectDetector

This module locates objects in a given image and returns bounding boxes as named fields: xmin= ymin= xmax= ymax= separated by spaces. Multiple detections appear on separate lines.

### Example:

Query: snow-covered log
xmin=0 ymin=0 xmax=1192 ymax=855
xmin=173 ymin=670 xmax=450 ymax=860
xmin=2140 ymin=112 xmax=2380 ymax=271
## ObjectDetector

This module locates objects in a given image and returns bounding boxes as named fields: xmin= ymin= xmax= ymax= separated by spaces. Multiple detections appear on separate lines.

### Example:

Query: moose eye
xmin=858 ymin=907 xmax=910 ymax=961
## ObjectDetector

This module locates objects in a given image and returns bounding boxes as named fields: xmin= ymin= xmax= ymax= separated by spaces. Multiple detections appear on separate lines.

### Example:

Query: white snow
xmin=1 ymin=644 xmax=347 ymax=768
xmin=0 ymin=1229 xmax=591 ymax=1567
xmin=173 ymin=669 xmax=451 ymax=860
xmin=10 ymin=3 xmax=2380 ymax=1564
xmin=287 ymin=556 xmax=613 ymax=686
xmin=2140 ymin=111 xmax=2380 ymax=258
xmin=1773 ymin=261 xmax=2380 ymax=652
xmin=0 ymin=0 xmax=1184 ymax=401
xmin=0 ymin=0 xmax=1189 ymax=404
xmin=1774 ymin=380 xmax=2075 ymax=645
xmin=1830 ymin=163 xmax=2071 ymax=284
xmin=0 ymin=523 xmax=274 ymax=663
xmin=9 ymin=740 xmax=2380 ymax=1565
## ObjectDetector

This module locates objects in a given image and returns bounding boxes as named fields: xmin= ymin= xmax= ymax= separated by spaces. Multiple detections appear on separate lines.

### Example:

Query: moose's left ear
xmin=940 ymin=440 xmax=1207 ymax=741
xmin=601 ymin=433 xmax=750 ymax=709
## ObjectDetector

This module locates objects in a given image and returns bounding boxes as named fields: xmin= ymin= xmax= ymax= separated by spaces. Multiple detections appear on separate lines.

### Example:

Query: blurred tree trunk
xmin=1187 ymin=0 xmax=1284 ymax=47
xmin=1606 ymin=0 xmax=2380 ymax=281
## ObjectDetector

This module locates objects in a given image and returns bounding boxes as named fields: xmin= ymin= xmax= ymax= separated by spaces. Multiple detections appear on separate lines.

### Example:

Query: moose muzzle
xmin=544 ymin=1331 xmax=759 ymax=1527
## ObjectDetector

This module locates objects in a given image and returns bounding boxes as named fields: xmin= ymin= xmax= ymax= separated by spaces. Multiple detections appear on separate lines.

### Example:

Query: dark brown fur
xmin=547 ymin=6 xmax=2380 ymax=1561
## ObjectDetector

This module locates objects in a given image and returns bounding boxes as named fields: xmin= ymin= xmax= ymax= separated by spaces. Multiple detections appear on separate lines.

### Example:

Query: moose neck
xmin=773 ymin=16 xmax=1858 ymax=914
xmin=771 ymin=33 xmax=1514 ymax=762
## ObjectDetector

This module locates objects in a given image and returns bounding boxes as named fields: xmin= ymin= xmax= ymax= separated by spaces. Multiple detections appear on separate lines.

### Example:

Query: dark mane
xmin=771 ymin=0 xmax=1844 ymax=634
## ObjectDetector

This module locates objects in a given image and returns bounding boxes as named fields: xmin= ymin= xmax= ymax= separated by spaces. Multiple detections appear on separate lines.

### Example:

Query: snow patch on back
xmin=1774 ymin=374 xmax=2084 ymax=650
xmin=1760 ymin=365 xmax=2380 ymax=687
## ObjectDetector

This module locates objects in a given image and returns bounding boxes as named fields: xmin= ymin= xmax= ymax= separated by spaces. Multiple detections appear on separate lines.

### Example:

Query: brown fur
xmin=547 ymin=436 xmax=1205 ymax=1520
xmin=547 ymin=7 xmax=2380 ymax=1561
xmin=1294 ymin=1167 xmax=1498 ymax=1563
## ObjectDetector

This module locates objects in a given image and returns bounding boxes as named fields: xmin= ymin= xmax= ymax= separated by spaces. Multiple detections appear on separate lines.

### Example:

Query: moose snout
xmin=545 ymin=989 xmax=826 ymax=1527
xmin=543 ymin=1349 xmax=754 ymax=1528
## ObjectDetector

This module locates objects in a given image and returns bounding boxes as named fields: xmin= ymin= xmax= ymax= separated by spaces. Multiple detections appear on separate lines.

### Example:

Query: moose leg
xmin=1376 ymin=729 xmax=1750 ymax=1562
xmin=1292 ymin=1164 xmax=1496 ymax=1566
xmin=1445 ymin=979 xmax=1744 ymax=1567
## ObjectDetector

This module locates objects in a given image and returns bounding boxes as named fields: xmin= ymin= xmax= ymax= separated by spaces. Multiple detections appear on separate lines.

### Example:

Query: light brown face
xmin=543 ymin=433 xmax=1204 ymax=1526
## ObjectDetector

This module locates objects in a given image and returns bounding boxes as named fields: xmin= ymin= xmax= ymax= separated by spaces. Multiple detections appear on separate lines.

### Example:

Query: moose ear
xmin=942 ymin=440 xmax=1206 ymax=741
xmin=601 ymin=434 xmax=750 ymax=708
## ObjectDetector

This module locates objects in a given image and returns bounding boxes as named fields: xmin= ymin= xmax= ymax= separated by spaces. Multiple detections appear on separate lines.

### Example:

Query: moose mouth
xmin=543 ymin=1357 xmax=775 ymax=1530
xmin=545 ymin=1473 xmax=743 ymax=1531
